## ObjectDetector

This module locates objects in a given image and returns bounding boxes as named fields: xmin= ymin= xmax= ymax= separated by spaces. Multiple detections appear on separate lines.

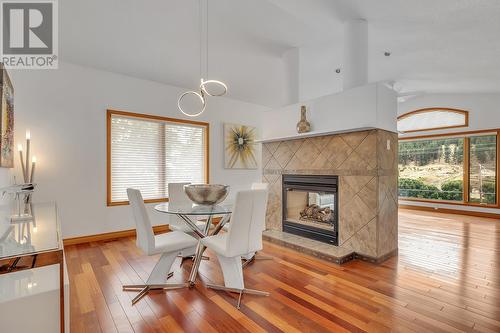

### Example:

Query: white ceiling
xmin=60 ymin=0 xmax=500 ymax=107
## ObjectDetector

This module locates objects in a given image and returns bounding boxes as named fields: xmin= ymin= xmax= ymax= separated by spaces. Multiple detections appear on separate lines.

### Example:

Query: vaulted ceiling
xmin=60 ymin=0 xmax=500 ymax=107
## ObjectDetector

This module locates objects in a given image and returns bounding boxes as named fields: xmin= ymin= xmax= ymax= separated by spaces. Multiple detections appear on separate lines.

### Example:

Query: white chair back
xmin=127 ymin=188 xmax=155 ymax=255
xmin=226 ymin=189 xmax=268 ymax=257
xmin=251 ymin=182 xmax=269 ymax=190
xmin=168 ymin=182 xmax=192 ymax=224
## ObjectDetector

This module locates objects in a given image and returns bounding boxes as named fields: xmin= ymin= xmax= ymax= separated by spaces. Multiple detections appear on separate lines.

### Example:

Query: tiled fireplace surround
xmin=262 ymin=129 xmax=398 ymax=264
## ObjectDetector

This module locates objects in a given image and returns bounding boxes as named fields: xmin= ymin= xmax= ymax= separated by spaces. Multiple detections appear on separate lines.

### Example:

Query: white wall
xmin=297 ymin=43 xmax=343 ymax=102
xmin=6 ymin=62 xmax=268 ymax=238
xmin=398 ymin=93 xmax=500 ymax=137
xmin=282 ymin=44 xmax=343 ymax=104
xmin=262 ymin=82 xmax=397 ymax=141
xmin=398 ymin=93 xmax=500 ymax=214
xmin=343 ymin=19 xmax=368 ymax=90
xmin=282 ymin=48 xmax=300 ymax=104
xmin=280 ymin=40 xmax=343 ymax=104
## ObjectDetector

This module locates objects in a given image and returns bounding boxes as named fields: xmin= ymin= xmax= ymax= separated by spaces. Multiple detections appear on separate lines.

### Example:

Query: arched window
xmin=397 ymin=108 xmax=469 ymax=133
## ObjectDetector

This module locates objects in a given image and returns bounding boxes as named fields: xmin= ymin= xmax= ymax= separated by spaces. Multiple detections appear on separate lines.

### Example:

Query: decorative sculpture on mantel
xmin=296 ymin=105 xmax=311 ymax=134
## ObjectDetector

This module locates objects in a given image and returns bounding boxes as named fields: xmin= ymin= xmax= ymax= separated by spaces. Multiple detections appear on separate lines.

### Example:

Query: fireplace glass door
xmin=285 ymin=189 xmax=336 ymax=231
xmin=282 ymin=175 xmax=338 ymax=245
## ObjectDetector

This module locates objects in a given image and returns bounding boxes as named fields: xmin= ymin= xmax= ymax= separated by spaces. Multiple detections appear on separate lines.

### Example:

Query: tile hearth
xmin=263 ymin=230 xmax=354 ymax=264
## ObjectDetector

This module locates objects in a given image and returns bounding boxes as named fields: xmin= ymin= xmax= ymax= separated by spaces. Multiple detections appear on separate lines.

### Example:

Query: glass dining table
xmin=154 ymin=202 xmax=232 ymax=286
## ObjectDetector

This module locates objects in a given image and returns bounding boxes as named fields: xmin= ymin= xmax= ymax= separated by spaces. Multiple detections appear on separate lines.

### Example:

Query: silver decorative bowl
xmin=184 ymin=184 xmax=229 ymax=205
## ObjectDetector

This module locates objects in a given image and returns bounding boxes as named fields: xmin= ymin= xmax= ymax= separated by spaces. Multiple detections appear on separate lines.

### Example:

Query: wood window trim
xmin=106 ymin=109 xmax=210 ymax=206
xmin=397 ymin=108 xmax=469 ymax=133
xmin=399 ymin=197 xmax=498 ymax=208
xmin=463 ymin=136 xmax=470 ymax=203
xmin=399 ymin=128 xmax=500 ymax=209
xmin=399 ymin=204 xmax=500 ymax=219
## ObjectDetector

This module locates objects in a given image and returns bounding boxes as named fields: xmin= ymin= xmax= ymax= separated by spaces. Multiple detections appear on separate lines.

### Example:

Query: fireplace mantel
xmin=256 ymin=127 xmax=375 ymax=143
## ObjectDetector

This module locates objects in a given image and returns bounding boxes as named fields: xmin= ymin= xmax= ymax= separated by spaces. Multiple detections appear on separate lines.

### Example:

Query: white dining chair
xmin=223 ymin=182 xmax=271 ymax=267
xmin=222 ymin=182 xmax=268 ymax=232
xmin=123 ymin=188 xmax=198 ymax=305
xmin=201 ymin=189 xmax=270 ymax=309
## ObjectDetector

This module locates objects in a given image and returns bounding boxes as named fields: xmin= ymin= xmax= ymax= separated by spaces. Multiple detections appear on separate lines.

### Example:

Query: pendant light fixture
xmin=178 ymin=0 xmax=227 ymax=117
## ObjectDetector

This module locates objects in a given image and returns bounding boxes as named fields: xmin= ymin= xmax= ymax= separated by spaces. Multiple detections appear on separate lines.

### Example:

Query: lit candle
xmin=30 ymin=156 xmax=36 ymax=183
xmin=25 ymin=130 xmax=30 ymax=183
xmin=18 ymin=144 xmax=26 ymax=182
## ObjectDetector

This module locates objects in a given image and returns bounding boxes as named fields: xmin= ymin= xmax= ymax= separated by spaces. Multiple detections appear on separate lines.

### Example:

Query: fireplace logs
xmin=299 ymin=204 xmax=333 ymax=224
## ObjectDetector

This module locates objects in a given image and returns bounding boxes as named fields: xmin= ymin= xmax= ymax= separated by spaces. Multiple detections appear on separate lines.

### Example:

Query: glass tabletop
xmin=154 ymin=202 xmax=232 ymax=215
xmin=0 ymin=202 xmax=61 ymax=260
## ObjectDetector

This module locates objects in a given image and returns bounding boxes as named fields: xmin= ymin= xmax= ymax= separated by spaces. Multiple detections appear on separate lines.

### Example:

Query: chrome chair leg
xmin=123 ymin=253 xmax=187 ymax=305
xmin=242 ymin=253 xmax=273 ymax=268
xmin=206 ymin=283 xmax=270 ymax=309
xmin=237 ymin=290 xmax=243 ymax=309
xmin=132 ymin=286 xmax=150 ymax=305
xmin=123 ymin=282 xmax=188 ymax=305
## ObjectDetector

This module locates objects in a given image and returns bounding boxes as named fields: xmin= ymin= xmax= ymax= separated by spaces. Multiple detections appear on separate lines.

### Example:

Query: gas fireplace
xmin=282 ymin=174 xmax=338 ymax=245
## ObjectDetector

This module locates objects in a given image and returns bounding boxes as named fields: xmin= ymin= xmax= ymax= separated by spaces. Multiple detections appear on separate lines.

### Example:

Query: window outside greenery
xmin=399 ymin=138 xmax=464 ymax=201
xmin=399 ymin=134 xmax=497 ymax=205
xmin=469 ymin=135 xmax=496 ymax=204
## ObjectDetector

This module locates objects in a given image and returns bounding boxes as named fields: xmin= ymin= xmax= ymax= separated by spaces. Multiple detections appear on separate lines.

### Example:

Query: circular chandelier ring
xmin=200 ymin=79 xmax=228 ymax=97
xmin=177 ymin=90 xmax=206 ymax=117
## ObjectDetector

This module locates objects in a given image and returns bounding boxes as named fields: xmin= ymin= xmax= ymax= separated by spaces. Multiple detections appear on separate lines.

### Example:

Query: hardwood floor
xmin=65 ymin=209 xmax=500 ymax=332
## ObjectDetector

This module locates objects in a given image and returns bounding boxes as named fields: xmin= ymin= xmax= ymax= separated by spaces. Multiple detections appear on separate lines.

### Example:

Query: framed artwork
xmin=224 ymin=123 xmax=257 ymax=169
xmin=0 ymin=64 xmax=14 ymax=168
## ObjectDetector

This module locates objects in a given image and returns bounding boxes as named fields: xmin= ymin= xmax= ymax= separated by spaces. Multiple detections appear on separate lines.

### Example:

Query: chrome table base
xmin=183 ymin=214 xmax=231 ymax=287
xmin=180 ymin=254 xmax=209 ymax=267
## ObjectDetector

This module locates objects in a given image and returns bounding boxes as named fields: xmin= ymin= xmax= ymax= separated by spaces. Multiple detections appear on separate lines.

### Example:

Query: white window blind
xmin=109 ymin=112 xmax=207 ymax=204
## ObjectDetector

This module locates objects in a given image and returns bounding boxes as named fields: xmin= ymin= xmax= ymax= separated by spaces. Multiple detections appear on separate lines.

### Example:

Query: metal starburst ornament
xmin=224 ymin=124 xmax=257 ymax=169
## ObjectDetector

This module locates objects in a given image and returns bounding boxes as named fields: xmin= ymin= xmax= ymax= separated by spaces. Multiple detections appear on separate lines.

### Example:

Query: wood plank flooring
xmin=65 ymin=209 xmax=500 ymax=332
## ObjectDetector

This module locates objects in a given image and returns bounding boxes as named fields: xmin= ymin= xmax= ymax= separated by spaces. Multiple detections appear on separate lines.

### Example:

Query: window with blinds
xmin=107 ymin=110 xmax=208 ymax=205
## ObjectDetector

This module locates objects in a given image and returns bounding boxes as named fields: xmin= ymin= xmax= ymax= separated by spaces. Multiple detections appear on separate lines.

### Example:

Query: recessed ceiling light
xmin=384 ymin=51 xmax=391 ymax=57
xmin=335 ymin=68 xmax=341 ymax=74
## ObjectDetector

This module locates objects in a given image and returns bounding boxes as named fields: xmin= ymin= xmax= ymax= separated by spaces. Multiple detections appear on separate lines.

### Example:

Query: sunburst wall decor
xmin=224 ymin=123 xmax=257 ymax=169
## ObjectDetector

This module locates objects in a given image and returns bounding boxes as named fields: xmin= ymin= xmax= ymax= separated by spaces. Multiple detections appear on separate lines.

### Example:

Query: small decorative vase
xmin=296 ymin=105 xmax=311 ymax=133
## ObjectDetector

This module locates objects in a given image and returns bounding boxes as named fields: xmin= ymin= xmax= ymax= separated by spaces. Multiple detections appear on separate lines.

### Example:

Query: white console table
xmin=0 ymin=202 xmax=67 ymax=332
